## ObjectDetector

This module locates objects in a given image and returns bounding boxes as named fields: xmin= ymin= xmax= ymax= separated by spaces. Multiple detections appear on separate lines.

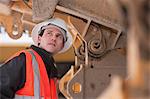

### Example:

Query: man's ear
xmin=38 ymin=35 xmax=41 ymax=43
xmin=61 ymin=43 xmax=65 ymax=49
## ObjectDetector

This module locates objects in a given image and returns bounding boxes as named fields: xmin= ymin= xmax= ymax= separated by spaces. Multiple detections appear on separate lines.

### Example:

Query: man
xmin=0 ymin=18 xmax=73 ymax=99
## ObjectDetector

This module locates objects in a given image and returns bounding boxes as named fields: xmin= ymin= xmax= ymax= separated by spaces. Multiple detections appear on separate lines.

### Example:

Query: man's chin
xmin=47 ymin=49 xmax=60 ymax=54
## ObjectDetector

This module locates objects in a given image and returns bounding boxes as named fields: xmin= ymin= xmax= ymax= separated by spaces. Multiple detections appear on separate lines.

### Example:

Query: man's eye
xmin=47 ymin=32 xmax=52 ymax=35
xmin=57 ymin=34 xmax=63 ymax=38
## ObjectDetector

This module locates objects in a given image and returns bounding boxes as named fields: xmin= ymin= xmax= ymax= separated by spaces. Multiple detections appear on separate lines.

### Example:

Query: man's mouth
xmin=48 ymin=43 xmax=55 ymax=46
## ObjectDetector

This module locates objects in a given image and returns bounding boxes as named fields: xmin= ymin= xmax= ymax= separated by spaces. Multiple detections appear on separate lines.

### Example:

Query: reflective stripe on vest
xmin=13 ymin=49 xmax=57 ymax=99
xmin=15 ymin=50 xmax=41 ymax=99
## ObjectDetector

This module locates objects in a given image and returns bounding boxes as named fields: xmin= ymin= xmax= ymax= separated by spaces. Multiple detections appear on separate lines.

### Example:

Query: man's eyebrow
xmin=56 ymin=32 xmax=63 ymax=36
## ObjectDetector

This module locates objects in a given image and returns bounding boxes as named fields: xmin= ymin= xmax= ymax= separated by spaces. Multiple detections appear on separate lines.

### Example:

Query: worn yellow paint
xmin=0 ymin=45 xmax=75 ymax=63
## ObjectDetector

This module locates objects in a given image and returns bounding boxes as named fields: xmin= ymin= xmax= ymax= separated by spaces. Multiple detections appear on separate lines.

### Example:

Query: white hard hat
xmin=31 ymin=18 xmax=73 ymax=53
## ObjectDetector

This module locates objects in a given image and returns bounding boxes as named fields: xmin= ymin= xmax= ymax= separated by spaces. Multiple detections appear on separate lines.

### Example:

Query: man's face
xmin=38 ymin=26 xmax=64 ymax=54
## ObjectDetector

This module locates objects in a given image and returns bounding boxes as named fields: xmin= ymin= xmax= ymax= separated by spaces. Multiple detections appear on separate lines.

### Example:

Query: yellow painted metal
xmin=0 ymin=45 xmax=75 ymax=62
xmin=72 ymin=82 xmax=82 ymax=94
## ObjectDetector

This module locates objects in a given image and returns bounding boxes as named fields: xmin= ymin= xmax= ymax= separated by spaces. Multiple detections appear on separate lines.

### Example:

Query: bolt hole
xmin=91 ymin=65 xmax=94 ymax=68
xmin=108 ymin=74 xmax=111 ymax=77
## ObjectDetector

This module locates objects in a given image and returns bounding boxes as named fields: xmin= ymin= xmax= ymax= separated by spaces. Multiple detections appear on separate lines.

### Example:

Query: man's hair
xmin=39 ymin=29 xmax=45 ymax=37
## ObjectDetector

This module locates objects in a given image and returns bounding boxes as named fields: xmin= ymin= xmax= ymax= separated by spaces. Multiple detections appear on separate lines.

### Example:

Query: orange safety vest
xmin=9 ymin=49 xmax=57 ymax=99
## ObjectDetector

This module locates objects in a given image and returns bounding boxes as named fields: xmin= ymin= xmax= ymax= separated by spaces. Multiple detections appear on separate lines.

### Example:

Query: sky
xmin=0 ymin=26 xmax=33 ymax=46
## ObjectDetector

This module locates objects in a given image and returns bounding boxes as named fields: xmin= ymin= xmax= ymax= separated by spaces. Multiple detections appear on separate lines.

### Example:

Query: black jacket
xmin=0 ymin=45 xmax=58 ymax=99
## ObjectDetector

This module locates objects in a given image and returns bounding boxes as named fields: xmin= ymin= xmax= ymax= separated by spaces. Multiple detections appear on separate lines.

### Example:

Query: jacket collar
xmin=29 ymin=45 xmax=58 ymax=78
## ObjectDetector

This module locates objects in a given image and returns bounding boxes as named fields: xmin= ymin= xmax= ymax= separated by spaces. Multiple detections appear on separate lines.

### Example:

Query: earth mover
xmin=0 ymin=0 xmax=149 ymax=99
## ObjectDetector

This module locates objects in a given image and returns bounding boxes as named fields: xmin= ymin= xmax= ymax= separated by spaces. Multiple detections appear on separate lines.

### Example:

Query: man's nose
xmin=51 ymin=35 xmax=57 ymax=41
